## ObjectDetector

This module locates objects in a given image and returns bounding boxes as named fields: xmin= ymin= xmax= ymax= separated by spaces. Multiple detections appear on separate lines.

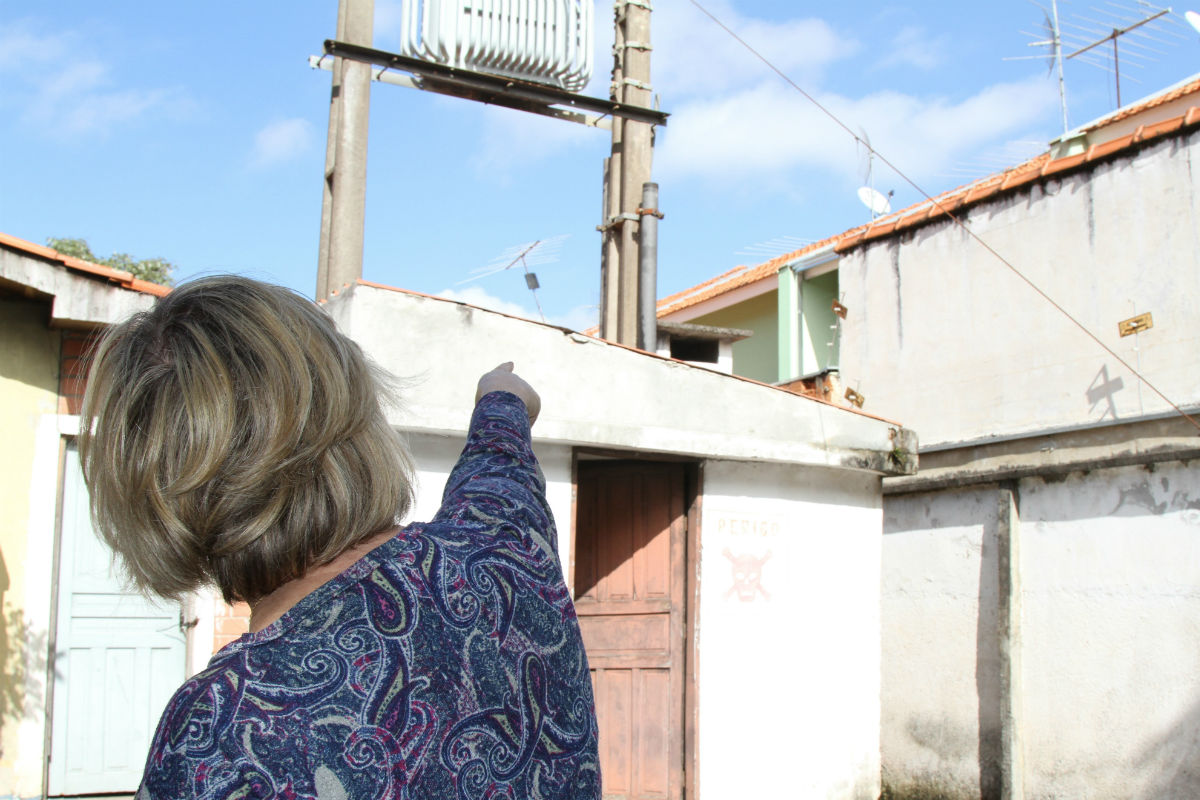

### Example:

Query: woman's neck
xmin=247 ymin=526 xmax=401 ymax=633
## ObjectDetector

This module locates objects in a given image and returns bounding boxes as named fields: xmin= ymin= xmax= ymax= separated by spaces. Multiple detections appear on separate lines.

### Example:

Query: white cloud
xmin=1 ymin=21 xmax=191 ymax=138
xmin=373 ymin=0 xmax=405 ymax=52
xmin=438 ymin=286 xmax=541 ymax=320
xmin=437 ymin=286 xmax=596 ymax=331
xmin=656 ymin=75 xmax=1060 ymax=189
xmin=652 ymin=2 xmax=859 ymax=99
xmin=876 ymin=26 xmax=948 ymax=72
xmin=551 ymin=303 xmax=598 ymax=332
xmin=0 ymin=23 xmax=71 ymax=71
xmin=465 ymin=2 xmax=858 ymax=177
xmin=469 ymin=105 xmax=595 ymax=179
xmin=250 ymin=118 xmax=314 ymax=168
xmin=361 ymin=2 xmax=1057 ymax=196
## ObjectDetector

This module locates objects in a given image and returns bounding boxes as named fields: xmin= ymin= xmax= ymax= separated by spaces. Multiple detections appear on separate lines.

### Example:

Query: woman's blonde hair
xmin=78 ymin=275 xmax=414 ymax=603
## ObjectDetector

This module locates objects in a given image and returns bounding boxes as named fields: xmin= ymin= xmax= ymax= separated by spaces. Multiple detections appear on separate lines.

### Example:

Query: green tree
xmin=47 ymin=237 xmax=175 ymax=286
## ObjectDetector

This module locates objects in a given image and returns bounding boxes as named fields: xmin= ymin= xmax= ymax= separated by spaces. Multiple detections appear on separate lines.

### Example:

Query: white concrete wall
xmin=839 ymin=129 xmax=1200 ymax=449
xmin=404 ymin=432 xmax=576 ymax=576
xmin=881 ymin=488 xmax=996 ymax=799
xmin=882 ymin=461 xmax=1200 ymax=800
xmin=1020 ymin=461 xmax=1200 ymax=800
xmin=327 ymin=282 xmax=911 ymax=475
xmin=699 ymin=460 xmax=882 ymax=800
xmin=333 ymin=282 xmax=895 ymax=799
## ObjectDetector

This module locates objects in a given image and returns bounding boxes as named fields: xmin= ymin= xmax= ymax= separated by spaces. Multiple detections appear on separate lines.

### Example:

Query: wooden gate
xmin=49 ymin=445 xmax=186 ymax=795
xmin=574 ymin=461 xmax=687 ymax=800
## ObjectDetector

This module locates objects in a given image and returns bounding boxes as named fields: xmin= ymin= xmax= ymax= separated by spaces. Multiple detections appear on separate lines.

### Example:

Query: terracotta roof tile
xmin=656 ymin=226 xmax=870 ymax=317
xmin=1083 ymin=75 xmax=1200 ymax=131
xmin=659 ymin=96 xmax=1200 ymax=315
xmin=0 ymin=232 xmax=171 ymax=297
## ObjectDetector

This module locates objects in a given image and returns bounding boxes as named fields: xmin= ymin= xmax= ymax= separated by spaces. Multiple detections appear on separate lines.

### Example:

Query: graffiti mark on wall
xmin=723 ymin=549 xmax=772 ymax=602
xmin=717 ymin=517 xmax=780 ymax=538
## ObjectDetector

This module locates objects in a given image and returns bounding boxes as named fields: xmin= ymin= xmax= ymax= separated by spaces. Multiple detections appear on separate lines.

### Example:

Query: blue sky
xmin=3 ymin=1 xmax=1198 ymax=329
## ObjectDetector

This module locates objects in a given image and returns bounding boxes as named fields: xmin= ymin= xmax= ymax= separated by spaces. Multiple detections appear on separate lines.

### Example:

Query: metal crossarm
xmin=322 ymin=39 xmax=669 ymax=127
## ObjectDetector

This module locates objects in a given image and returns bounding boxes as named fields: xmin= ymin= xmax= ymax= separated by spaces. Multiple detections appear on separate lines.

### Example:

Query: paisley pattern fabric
xmin=138 ymin=392 xmax=600 ymax=799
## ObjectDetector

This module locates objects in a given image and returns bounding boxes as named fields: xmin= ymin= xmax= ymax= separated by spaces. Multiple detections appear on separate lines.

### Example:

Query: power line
xmin=686 ymin=0 xmax=1200 ymax=435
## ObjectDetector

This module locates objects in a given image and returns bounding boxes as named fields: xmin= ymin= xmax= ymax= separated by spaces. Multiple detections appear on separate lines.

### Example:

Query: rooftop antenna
xmin=936 ymin=140 xmax=1048 ymax=182
xmin=1012 ymin=2 xmax=1186 ymax=123
xmin=458 ymin=235 xmax=570 ymax=322
xmin=856 ymin=128 xmax=893 ymax=220
xmin=734 ymin=235 xmax=816 ymax=262
xmin=1061 ymin=2 xmax=1176 ymax=109
xmin=1010 ymin=1 xmax=1071 ymax=133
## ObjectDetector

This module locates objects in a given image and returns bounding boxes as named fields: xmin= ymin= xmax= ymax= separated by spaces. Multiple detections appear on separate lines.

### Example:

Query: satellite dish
xmin=1186 ymin=10 xmax=1200 ymax=35
xmin=857 ymin=186 xmax=892 ymax=217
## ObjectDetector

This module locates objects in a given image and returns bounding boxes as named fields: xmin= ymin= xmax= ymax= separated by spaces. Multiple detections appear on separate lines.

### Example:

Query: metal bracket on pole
xmin=596 ymin=213 xmax=641 ymax=232
xmin=613 ymin=41 xmax=653 ymax=52
xmin=614 ymin=77 xmax=654 ymax=92
xmin=636 ymin=206 xmax=664 ymax=219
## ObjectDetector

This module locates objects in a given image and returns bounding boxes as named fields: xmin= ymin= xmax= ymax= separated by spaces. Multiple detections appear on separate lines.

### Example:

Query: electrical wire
xmin=687 ymin=0 xmax=1200 ymax=435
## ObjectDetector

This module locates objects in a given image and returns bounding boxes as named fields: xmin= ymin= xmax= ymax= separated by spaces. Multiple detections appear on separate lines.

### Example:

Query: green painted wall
xmin=692 ymin=290 xmax=779 ymax=384
xmin=801 ymin=269 xmax=840 ymax=373
xmin=0 ymin=298 xmax=59 ymax=793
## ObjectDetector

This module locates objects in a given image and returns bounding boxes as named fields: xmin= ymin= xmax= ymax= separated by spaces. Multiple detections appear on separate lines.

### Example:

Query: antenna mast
xmin=1017 ymin=1 xmax=1071 ymax=133
xmin=1051 ymin=0 xmax=1069 ymax=134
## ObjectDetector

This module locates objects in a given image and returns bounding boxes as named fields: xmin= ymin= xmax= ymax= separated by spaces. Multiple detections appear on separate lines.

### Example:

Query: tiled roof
xmin=657 ymin=227 xmax=869 ymax=317
xmin=1082 ymin=74 xmax=1200 ymax=131
xmin=0 ymin=232 xmax=171 ymax=297
xmin=838 ymin=104 xmax=1200 ymax=253
xmin=658 ymin=90 xmax=1200 ymax=317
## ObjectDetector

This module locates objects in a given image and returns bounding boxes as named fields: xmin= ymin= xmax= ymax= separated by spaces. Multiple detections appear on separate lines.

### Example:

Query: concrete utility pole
xmin=600 ymin=0 xmax=654 ymax=347
xmin=317 ymin=0 xmax=374 ymax=301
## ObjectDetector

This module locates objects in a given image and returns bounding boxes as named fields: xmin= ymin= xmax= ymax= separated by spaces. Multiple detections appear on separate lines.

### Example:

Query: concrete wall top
xmin=0 ymin=246 xmax=158 ymax=327
xmin=326 ymin=282 xmax=916 ymax=475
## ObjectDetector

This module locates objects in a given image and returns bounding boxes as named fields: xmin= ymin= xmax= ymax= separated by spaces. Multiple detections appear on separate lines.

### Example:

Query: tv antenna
xmin=1063 ymin=2 xmax=1175 ymax=108
xmin=734 ymin=235 xmax=816 ymax=261
xmin=1015 ymin=2 xmax=1188 ymax=117
xmin=1010 ymin=0 xmax=1071 ymax=132
xmin=458 ymin=234 xmax=570 ymax=322
xmin=856 ymin=128 xmax=893 ymax=219
xmin=936 ymin=140 xmax=1047 ymax=182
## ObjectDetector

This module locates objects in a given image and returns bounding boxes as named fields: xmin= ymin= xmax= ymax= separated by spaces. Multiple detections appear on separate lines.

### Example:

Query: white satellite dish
xmin=1186 ymin=10 xmax=1200 ymax=35
xmin=857 ymin=186 xmax=892 ymax=217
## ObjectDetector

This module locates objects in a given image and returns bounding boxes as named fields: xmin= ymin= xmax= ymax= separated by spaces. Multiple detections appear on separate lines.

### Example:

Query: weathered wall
xmin=1020 ymin=461 xmax=1200 ymax=800
xmin=839 ymin=129 xmax=1200 ymax=448
xmin=328 ymin=283 xmax=911 ymax=475
xmin=0 ymin=299 xmax=59 ymax=797
xmin=699 ymin=459 xmax=882 ymax=800
xmin=882 ymin=461 xmax=1200 ymax=800
xmin=881 ymin=488 xmax=996 ymax=799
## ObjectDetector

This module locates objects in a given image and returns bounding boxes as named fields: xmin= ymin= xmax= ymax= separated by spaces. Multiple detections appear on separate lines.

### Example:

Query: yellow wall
xmin=0 ymin=298 xmax=60 ymax=795
xmin=691 ymin=290 xmax=780 ymax=384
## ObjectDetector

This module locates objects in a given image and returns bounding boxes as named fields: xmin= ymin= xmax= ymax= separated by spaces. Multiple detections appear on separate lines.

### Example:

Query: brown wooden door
xmin=574 ymin=461 xmax=687 ymax=800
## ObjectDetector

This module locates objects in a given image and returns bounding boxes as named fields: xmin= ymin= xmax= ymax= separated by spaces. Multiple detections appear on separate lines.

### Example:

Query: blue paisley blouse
xmin=138 ymin=391 xmax=601 ymax=799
